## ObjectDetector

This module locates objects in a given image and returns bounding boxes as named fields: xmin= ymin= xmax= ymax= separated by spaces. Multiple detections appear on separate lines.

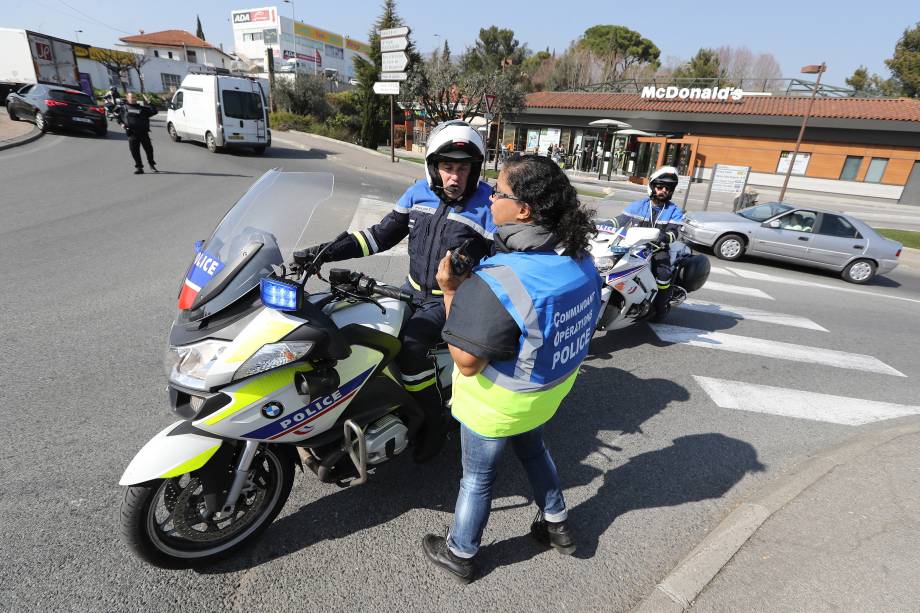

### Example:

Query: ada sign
xmin=641 ymin=85 xmax=750 ymax=101
xmin=373 ymin=81 xmax=400 ymax=95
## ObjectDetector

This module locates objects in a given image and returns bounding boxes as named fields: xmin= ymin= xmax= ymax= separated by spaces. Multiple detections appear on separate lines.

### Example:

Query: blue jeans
xmin=447 ymin=423 xmax=567 ymax=558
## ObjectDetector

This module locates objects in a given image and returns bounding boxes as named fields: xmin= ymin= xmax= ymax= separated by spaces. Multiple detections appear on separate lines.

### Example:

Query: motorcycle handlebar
xmin=328 ymin=268 xmax=415 ymax=304
xmin=372 ymin=283 xmax=415 ymax=303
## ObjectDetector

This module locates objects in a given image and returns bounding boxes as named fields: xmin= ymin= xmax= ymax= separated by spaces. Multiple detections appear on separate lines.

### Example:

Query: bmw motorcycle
xmin=120 ymin=170 xmax=453 ymax=568
xmin=589 ymin=220 xmax=710 ymax=331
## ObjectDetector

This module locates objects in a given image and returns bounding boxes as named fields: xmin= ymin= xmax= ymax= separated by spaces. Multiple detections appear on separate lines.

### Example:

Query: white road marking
xmin=726 ymin=267 xmax=920 ymax=304
xmin=694 ymin=376 xmax=920 ymax=425
xmin=649 ymin=324 xmax=905 ymax=377
xmin=349 ymin=197 xmax=407 ymax=255
xmin=700 ymin=281 xmax=774 ymax=300
xmin=708 ymin=267 xmax=737 ymax=277
xmin=681 ymin=299 xmax=828 ymax=332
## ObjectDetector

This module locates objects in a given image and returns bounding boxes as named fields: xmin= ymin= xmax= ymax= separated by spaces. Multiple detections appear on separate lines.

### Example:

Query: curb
xmin=0 ymin=125 xmax=42 ymax=151
xmin=286 ymin=129 xmax=393 ymax=159
xmin=272 ymin=133 xmax=422 ymax=186
xmin=633 ymin=416 xmax=920 ymax=612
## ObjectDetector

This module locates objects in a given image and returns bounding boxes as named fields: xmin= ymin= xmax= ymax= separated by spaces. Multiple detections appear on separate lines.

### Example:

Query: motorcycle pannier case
xmin=677 ymin=254 xmax=711 ymax=292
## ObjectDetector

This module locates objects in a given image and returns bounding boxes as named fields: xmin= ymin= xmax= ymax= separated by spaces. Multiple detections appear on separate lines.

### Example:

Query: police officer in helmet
xmin=602 ymin=166 xmax=684 ymax=319
xmin=301 ymin=120 xmax=495 ymax=462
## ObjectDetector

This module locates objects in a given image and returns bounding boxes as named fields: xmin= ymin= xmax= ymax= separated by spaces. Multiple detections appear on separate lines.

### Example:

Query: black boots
xmin=412 ymin=417 xmax=447 ymax=463
xmin=422 ymin=534 xmax=476 ymax=583
xmin=530 ymin=511 xmax=577 ymax=555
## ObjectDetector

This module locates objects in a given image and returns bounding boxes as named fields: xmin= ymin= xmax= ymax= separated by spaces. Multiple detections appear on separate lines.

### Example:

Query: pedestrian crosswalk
xmin=646 ymin=268 xmax=912 ymax=425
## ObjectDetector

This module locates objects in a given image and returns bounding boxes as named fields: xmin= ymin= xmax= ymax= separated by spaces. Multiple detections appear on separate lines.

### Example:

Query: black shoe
xmin=134 ymin=168 xmax=144 ymax=174
xmin=530 ymin=511 xmax=576 ymax=555
xmin=413 ymin=424 xmax=446 ymax=463
xmin=149 ymin=164 xmax=158 ymax=172
xmin=422 ymin=534 xmax=475 ymax=584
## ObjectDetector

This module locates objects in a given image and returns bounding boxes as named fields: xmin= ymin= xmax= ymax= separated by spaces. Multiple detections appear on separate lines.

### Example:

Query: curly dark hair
xmin=502 ymin=154 xmax=596 ymax=257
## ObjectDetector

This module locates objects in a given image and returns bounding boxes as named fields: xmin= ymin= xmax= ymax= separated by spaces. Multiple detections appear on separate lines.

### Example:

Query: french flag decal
xmin=178 ymin=245 xmax=225 ymax=310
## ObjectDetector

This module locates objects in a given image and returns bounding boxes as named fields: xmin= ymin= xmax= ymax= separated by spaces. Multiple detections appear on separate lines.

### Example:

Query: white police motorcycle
xmin=590 ymin=220 xmax=710 ymax=331
xmin=119 ymin=170 xmax=453 ymax=568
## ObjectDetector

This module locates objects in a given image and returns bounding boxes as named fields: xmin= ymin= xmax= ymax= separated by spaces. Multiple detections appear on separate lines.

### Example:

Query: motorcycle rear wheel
xmin=120 ymin=445 xmax=294 ymax=568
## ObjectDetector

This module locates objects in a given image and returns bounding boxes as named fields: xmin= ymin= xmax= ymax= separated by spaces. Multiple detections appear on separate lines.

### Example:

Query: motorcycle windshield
xmin=177 ymin=169 xmax=335 ymax=317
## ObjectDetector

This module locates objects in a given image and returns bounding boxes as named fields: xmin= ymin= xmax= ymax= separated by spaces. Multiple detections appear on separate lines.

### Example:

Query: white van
xmin=166 ymin=74 xmax=271 ymax=154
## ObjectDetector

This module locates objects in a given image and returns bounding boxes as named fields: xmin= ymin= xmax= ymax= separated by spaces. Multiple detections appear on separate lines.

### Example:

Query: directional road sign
xmin=373 ymin=81 xmax=400 ymax=95
xmin=382 ymin=51 xmax=409 ymax=72
xmin=378 ymin=26 xmax=410 ymax=38
xmin=380 ymin=72 xmax=408 ymax=81
xmin=380 ymin=37 xmax=409 ymax=52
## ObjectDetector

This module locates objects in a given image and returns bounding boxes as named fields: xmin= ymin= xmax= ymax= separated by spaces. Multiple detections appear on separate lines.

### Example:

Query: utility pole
xmin=265 ymin=48 xmax=276 ymax=112
xmin=778 ymin=63 xmax=826 ymax=203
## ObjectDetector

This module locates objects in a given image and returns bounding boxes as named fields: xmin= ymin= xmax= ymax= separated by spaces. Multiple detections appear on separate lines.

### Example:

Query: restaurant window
xmin=864 ymin=158 xmax=888 ymax=183
xmin=839 ymin=156 xmax=862 ymax=181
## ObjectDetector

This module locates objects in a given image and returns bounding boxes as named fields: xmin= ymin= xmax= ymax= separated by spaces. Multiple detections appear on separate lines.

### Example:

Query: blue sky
xmin=8 ymin=0 xmax=917 ymax=86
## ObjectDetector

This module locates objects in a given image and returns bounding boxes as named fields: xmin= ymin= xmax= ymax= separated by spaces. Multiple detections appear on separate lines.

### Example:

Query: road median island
xmin=635 ymin=416 xmax=920 ymax=612
xmin=0 ymin=112 xmax=41 ymax=151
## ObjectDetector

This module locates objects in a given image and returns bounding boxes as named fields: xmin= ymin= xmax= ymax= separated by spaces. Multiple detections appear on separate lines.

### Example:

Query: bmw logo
xmin=262 ymin=402 xmax=284 ymax=418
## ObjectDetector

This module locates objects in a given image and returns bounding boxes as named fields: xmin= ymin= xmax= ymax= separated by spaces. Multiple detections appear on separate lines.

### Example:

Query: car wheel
xmin=206 ymin=132 xmax=221 ymax=153
xmin=167 ymin=123 xmax=180 ymax=142
xmin=842 ymin=259 xmax=876 ymax=284
xmin=95 ymin=126 xmax=107 ymax=137
xmin=7 ymin=106 xmax=18 ymax=121
xmin=34 ymin=111 xmax=48 ymax=133
xmin=713 ymin=234 xmax=745 ymax=261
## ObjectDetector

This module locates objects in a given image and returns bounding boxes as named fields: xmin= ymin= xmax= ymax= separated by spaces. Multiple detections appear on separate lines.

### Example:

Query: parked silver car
xmin=680 ymin=202 xmax=902 ymax=284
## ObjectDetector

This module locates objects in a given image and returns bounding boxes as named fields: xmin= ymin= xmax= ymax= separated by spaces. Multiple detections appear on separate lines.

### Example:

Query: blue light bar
xmin=260 ymin=278 xmax=301 ymax=311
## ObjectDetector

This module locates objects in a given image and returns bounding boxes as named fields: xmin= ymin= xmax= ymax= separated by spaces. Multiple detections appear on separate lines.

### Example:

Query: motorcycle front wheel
xmin=120 ymin=445 xmax=294 ymax=568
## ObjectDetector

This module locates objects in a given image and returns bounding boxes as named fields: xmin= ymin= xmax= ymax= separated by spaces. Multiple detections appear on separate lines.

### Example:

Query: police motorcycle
xmin=120 ymin=170 xmax=456 ymax=568
xmin=589 ymin=220 xmax=710 ymax=331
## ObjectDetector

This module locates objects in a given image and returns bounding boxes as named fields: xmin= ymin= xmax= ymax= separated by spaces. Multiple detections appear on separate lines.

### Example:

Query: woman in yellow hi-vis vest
xmin=422 ymin=155 xmax=602 ymax=583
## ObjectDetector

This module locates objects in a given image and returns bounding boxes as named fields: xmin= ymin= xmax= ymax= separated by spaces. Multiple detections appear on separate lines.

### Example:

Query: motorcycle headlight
xmin=233 ymin=342 xmax=314 ymax=381
xmin=595 ymin=256 xmax=615 ymax=273
xmin=165 ymin=339 xmax=231 ymax=391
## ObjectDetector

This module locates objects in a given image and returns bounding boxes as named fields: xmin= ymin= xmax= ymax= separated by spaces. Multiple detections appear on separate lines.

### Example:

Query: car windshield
xmin=737 ymin=202 xmax=794 ymax=222
xmin=48 ymin=90 xmax=94 ymax=105
xmin=222 ymin=90 xmax=263 ymax=120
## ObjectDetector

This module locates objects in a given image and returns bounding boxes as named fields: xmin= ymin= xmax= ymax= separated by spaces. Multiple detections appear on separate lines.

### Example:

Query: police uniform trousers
xmin=129 ymin=132 xmax=155 ymax=169
xmin=651 ymin=249 xmax=673 ymax=312
xmin=396 ymin=289 xmax=447 ymax=431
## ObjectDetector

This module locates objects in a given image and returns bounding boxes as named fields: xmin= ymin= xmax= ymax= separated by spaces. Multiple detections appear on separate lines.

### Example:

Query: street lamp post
xmin=778 ymin=62 xmax=826 ymax=203
xmin=283 ymin=0 xmax=295 ymax=23
xmin=74 ymin=30 xmax=83 ymax=43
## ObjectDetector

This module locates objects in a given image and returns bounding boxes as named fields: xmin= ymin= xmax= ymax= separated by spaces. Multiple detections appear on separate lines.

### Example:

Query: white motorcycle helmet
xmin=424 ymin=120 xmax=485 ymax=200
xmin=647 ymin=166 xmax=680 ymax=198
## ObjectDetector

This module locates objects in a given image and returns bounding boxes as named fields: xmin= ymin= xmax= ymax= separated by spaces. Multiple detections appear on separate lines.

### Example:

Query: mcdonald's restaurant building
xmin=501 ymin=91 xmax=920 ymax=204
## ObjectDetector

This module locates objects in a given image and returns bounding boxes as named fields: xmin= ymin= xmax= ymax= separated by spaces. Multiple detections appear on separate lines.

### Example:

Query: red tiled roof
xmin=119 ymin=30 xmax=219 ymax=51
xmin=524 ymin=92 xmax=920 ymax=122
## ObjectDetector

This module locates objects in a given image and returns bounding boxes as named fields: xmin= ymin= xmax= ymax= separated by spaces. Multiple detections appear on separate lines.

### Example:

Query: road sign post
xmin=378 ymin=26 xmax=412 ymax=163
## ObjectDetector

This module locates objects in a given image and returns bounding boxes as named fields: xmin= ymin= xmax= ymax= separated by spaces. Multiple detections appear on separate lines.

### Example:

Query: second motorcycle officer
xmin=303 ymin=120 xmax=495 ymax=461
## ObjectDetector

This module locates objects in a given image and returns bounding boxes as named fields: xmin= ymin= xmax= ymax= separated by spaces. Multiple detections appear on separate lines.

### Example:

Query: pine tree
xmin=196 ymin=15 xmax=205 ymax=41
xmin=886 ymin=22 xmax=920 ymax=97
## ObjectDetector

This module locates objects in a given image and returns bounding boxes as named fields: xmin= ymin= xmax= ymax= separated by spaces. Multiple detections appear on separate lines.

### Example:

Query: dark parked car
xmin=681 ymin=202 xmax=902 ymax=284
xmin=6 ymin=84 xmax=107 ymax=136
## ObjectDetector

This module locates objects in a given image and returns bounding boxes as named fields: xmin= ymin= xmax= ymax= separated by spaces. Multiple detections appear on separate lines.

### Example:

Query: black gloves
xmin=298 ymin=242 xmax=331 ymax=264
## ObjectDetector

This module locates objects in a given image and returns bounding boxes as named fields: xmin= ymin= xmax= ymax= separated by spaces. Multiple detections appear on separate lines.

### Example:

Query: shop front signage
xmin=641 ymin=85 xmax=749 ymax=101
xmin=232 ymin=9 xmax=274 ymax=24
xmin=776 ymin=151 xmax=811 ymax=176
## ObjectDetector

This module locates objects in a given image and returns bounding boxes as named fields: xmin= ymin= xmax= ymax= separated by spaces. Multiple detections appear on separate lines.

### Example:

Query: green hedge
xmin=269 ymin=111 xmax=356 ymax=143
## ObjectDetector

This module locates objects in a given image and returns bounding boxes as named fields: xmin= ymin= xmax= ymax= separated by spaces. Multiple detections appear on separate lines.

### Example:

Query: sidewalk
xmin=637 ymin=417 xmax=920 ymax=612
xmin=0 ymin=111 xmax=40 ymax=151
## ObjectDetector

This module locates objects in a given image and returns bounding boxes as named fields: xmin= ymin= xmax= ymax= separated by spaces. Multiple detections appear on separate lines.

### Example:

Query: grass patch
xmin=876 ymin=228 xmax=920 ymax=250
xmin=576 ymin=188 xmax=606 ymax=199
xmin=269 ymin=111 xmax=354 ymax=142
xmin=396 ymin=155 xmax=425 ymax=165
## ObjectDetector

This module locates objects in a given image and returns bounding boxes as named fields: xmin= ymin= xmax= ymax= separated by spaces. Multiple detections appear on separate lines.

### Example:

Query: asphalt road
xmin=2 ymin=122 xmax=919 ymax=612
